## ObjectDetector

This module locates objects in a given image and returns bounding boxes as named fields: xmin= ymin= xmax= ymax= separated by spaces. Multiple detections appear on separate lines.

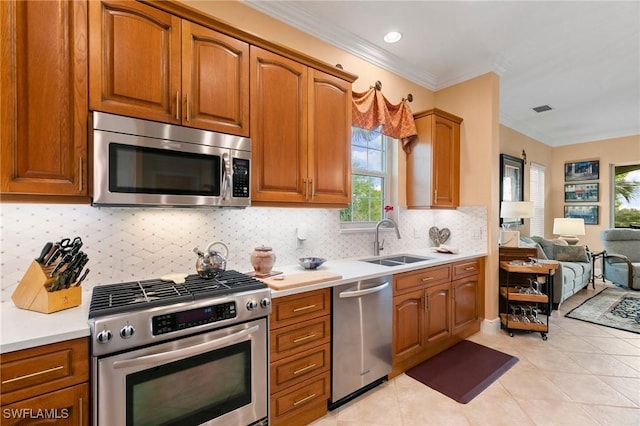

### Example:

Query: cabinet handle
xmin=1 ymin=365 xmax=64 ymax=384
xmin=293 ymin=363 xmax=317 ymax=375
xmin=176 ymin=91 xmax=180 ymax=120
xmin=293 ymin=334 xmax=316 ymax=343
xmin=78 ymin=159 xmax=83 ymax=192
xmin=310 ymin=179 xmax=314 ymax=199
xmin=79 ymin=397 xmax=83 ymax=426
xmin=293 ymin=393 xmax=317 ymax=406
xmin=421 ymin=276 xmax=435 ymax=282
xmin=465 ymin=267 xmax=476 ymax=271
xmin=293 ymin=304 xmax=316 ymax=312
xmin=302 ymin=178 xmax=308 ymax=200
xmin=425 ymin=295 xmax=430 ymax=312
xmin=434 ymin=189 xmax=438 ymax=200
xmin=186 ymin=92 xmax=191 ymax=121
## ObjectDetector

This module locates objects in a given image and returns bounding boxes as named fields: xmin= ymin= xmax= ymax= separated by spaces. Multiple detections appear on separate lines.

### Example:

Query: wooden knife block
xmin=11 ymin=260 xmax=81 ymax=314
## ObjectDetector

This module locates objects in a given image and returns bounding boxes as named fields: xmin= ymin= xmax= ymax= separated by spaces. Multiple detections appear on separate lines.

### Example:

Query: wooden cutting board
xmin=262 ymin=271 xmax=342 ymax=290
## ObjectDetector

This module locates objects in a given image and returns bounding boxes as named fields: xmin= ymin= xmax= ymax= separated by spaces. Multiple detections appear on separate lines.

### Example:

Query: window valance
xmin=352 ymin=86 xmax=418 ymax=153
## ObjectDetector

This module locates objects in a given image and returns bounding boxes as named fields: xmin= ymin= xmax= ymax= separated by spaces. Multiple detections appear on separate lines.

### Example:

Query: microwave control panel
xmin=232 ymin=158 xmax=250 ymax=198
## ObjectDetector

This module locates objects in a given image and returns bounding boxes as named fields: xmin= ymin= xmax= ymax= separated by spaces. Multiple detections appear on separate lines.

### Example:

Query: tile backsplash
xmin=0 ymin=204 xmax=486 ymax=299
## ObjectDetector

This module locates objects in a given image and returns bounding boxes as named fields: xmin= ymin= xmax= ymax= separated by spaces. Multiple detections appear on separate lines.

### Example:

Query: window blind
xmin=529 ymin=162 xmax=546 ymax=237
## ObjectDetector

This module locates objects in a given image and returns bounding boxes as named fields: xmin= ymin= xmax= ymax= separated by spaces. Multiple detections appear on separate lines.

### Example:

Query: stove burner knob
xmin=246 ymin=300 xmax=258 ymax=310
xmin=96 ymin=329 xmax=112 ymax=343
xmin=120 ymin=325 xmax=136 ymax=339
xmin=260 ymin=298 xmax=271 ymax=308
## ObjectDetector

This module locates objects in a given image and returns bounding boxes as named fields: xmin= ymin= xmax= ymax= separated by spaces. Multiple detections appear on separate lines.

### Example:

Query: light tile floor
xmin=311 ymin=280 xmax=640 ymax=425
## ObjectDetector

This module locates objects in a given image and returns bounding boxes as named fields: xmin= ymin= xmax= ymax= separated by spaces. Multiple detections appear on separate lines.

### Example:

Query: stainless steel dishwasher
xmin=330 ymin=275 xmax=392 ymax=408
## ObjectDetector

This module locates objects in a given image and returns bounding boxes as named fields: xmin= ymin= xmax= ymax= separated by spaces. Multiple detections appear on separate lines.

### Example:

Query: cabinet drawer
xmin=270 ymin=289 xmax=330 ymax=329
xmin=0 ymin=338 xmax=89 ymax=405
xmin=270 ymin=343 xmax=330 ymax=394
xmin=270 ymin=371 xmax=330 ymax=420
xmin=394 ymin=265 xmax=450 ymax=294
xmin=270 ymin=316 xmax=330 ymax=362
xmin=452 ymin=258 xmax=481 ymax=280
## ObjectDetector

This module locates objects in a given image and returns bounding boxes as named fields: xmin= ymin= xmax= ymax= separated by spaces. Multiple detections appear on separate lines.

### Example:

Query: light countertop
xmin=1 ymin=248 xmax=486 ymax=354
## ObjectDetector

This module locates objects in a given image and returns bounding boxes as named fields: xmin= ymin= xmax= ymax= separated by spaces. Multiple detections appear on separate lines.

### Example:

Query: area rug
xmin=565 ymin=287 xmax=640 ymax=334
xmin=405 ymin=340 xmax=518 ymax=404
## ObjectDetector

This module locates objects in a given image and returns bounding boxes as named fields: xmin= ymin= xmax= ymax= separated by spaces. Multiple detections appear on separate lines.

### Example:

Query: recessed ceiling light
xmin=383 ymin=31 xmax=402 ymax=43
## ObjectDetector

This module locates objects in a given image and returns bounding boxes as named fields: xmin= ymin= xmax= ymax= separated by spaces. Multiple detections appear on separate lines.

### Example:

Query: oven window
xmin=126 ymin=340 xmax=251 ymax=426
xmin=109 ymin=143 xmax=221 ymax=196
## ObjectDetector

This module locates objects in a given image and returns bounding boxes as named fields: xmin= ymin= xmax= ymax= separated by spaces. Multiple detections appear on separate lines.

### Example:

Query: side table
xmin=590 ymin=250 xmax=605 ymax=288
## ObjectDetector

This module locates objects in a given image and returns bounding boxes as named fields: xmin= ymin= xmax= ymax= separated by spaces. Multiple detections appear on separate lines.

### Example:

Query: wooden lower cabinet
xmin=391 ymin=258 xmax=483 ymax=377
xmin=0 ymin=383 xmax=88 ymax=426
xmin=269 ymin=289 xmax=331 ymax=425
xmin=0 ymin=338 xmax=89 ymax=426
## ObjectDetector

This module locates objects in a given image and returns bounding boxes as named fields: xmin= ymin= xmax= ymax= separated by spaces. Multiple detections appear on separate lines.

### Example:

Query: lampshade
xmin=500 ymin=201 xmax=534 ymax=221
xmin=553 ymin=218 xmax=585 ymax=245
xmin=553 ymin=218 xmax=586 ymax=236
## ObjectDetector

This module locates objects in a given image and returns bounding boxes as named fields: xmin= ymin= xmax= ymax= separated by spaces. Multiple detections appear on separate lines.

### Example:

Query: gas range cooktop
xmin=88 ymin=270 xmax=267 ymax=319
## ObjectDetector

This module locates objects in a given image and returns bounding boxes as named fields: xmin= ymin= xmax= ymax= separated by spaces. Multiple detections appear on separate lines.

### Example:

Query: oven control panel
xmin=152 ymin=302 xmax=237 ymax=335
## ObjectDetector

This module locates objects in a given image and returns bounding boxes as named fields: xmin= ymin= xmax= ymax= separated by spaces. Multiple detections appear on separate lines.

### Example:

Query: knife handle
xmin=36 ymin=242 xmax=53 ymax=264
xmin=76 ymin=268 xmax=90 ymax=286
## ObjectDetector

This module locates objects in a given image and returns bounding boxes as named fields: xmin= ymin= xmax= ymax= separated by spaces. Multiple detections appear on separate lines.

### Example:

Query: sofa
xmin=520 ymin=236 xmax=592 ymax=306
xmin=600 ymin=228 xmax=640 ymax=290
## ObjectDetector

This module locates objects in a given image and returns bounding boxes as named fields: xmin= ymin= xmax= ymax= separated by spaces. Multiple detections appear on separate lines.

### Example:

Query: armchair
xmin=600 ymin=228 xmax=640 ymax=290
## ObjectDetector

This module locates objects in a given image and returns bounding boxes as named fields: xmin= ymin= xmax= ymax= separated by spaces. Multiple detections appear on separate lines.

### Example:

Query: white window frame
xmin=529 ymin=162 xmax=545 ymax=237
xmin=340 ymin=127 xmax=393 ymax=232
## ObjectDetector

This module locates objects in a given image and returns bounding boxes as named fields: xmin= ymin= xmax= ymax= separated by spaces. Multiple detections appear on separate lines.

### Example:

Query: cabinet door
xmin=89 ymin=0 xmax=181 ymax=123
xmin=431 ymin=114 xmax=460 ymax=207
xmin=0 ymin=383 xmax=88 ymax=426
xmin=250 ymin=47 xmax=307 ymax=203
xmin=307 ymin=69 xmax=351 ymax=204
xmin=392 ymin=289 xmax=424 ymax=361
xmin=182 ymin=21 xmax=249 ymax=136
xmin=1 ymin=0 xmax=88 ymax=196
xmin=452 ymin=276 xmax=479 ymax=334
xmin=424 ymin=282 xmax=451 ymax=344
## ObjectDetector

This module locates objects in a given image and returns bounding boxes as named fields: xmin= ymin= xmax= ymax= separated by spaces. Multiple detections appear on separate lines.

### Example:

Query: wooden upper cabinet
xmin=250 ymin=47 xmax=352 ymax=206
xmin=89 ymin=0 xmax=181 ymax=123
xmin=181 ymin=21 xmax=249 ymax=135
xmin=0 ymin=0 xmax=88 ymax=197
xmin=308 ymin=69 xmax=351 ymax=204
xmin=250 ymin=46 xmax=308 ymax=203
xmin=406 ymin=109 xmax=462 ymax=209
xmin=90 ymin=0 xmax=249 ymax=135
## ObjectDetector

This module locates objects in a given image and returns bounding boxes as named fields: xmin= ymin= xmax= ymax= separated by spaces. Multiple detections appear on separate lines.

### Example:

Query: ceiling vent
xmin=532 ymin=105 xmax=553 ymax=113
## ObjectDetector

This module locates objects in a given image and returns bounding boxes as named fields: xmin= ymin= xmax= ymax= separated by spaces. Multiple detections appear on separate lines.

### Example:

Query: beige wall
xmin=435 ymin=73 xmax=501 ymax=319
xmin=501 ymin=127 xmax=640 ymax=249
xmin=551 ymin=135 xmax=640 ymax=251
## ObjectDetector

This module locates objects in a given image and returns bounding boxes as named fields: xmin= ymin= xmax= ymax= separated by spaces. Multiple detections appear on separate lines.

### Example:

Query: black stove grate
xmin=89 ymin=270 xmax=267 ymax=318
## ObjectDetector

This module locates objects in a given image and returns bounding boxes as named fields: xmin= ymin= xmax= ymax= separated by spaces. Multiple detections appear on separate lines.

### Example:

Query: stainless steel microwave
xmin=92 ymin=112 xmax=250 ymax=208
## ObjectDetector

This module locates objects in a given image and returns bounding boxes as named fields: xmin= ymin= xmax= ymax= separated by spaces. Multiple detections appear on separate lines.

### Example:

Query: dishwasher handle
xmin=339 ymin=282 xmax=389 ymax=298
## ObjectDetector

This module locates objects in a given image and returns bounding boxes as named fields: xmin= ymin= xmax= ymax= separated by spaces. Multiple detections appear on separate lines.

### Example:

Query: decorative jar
xmin=250 ymin=246 xmax=276 ymax=275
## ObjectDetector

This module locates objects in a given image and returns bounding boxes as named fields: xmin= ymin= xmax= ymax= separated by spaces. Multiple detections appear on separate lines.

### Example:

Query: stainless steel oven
xmin=89 ymin=271 xmax=271 ymax=426
xmin=92 ymin=112 xmax=251 ymax=208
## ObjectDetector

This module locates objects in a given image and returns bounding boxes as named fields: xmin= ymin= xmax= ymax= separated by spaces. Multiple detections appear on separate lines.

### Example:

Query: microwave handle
xmin=112 ymin=325 xmax=259 ymax=369
xmin=221 ymin=153 xmax=230 ymax=200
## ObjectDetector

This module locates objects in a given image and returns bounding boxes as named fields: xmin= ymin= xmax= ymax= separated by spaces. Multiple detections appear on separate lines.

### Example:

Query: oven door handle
xmin=112 ymin=325 xmax=259 ymax=369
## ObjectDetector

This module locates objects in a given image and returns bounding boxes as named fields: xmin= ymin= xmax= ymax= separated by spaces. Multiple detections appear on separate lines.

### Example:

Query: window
xmin=340 ymin=127 xmax=392 ymax=229
xmin=529 ymin=162 xmax=545 ymax=236
xmin=613 ymin=163 xmax=640 ymax=227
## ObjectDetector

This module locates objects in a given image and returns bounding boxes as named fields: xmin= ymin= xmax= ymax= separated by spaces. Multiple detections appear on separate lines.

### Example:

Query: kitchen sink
xmin=360 ymin=254 xmax=433 ymax=267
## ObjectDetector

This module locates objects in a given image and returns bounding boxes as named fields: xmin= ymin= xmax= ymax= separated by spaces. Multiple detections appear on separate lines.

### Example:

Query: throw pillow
xmin=531 ymin=236 xmax=567 ymax=259
xmin=554 ymin=245 xmax=589 ymax=263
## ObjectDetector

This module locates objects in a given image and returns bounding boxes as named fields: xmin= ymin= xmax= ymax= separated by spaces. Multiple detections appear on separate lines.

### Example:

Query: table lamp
xmin=553 ymin=218 xmax=585 ymax=245
xmin=500 ymin=201 xmax=534 ymax=247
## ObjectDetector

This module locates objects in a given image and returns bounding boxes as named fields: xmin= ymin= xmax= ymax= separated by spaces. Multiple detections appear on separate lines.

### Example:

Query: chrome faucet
xmin=374 ymin=218 xmax=401 ymax=256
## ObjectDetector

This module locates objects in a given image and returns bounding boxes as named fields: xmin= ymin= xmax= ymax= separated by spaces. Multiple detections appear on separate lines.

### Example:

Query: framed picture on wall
xmin=564 ymin=183 xmax=599 ymax=202
xmin=564 ymin=205 xmax=599 ymax=225
xmin=564 ymin=160 xmax=599 ymax=181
